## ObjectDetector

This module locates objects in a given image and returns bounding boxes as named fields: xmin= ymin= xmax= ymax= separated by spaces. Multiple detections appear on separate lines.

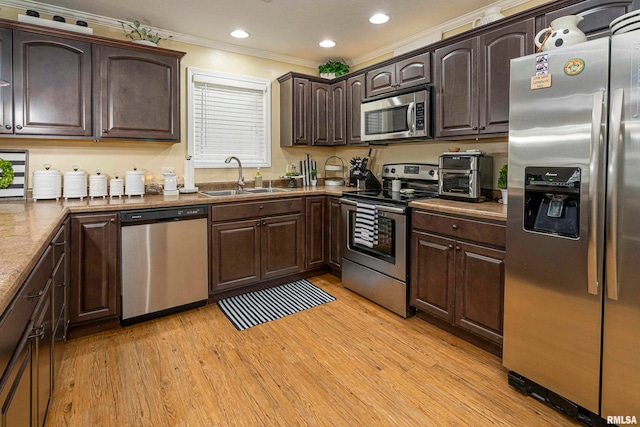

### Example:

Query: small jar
xmin=110 ymin=175 xmax=124 ymax=198
xmin=125 ymin=169 xmax=145 ymax=197
xmin=63 ymin=166 xmax=87 ymax=200
xmin=89 ymin=170 xmax=108 ymax=199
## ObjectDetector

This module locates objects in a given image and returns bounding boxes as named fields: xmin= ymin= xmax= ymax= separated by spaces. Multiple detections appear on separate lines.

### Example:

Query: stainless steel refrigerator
xmin=504 ymin=32 xmax=640 ymax=422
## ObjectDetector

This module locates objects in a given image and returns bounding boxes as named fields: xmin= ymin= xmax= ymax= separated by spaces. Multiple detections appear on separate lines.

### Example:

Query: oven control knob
xmin=384 ymin=168 xmax=389 ymax=173
xmin=391 ymin=168 xmax=396 ymax=173
xmin=429 ymin=170 xmax=435 ymax=176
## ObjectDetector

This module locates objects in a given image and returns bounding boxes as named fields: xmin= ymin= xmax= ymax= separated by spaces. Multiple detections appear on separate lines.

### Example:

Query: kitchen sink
xmin=242 ymin=188 xmax=291 ymax=193
xmin=198 ymin=189 xmax=244 ymax=197
xmin=199 ymin=188 xmax=291 ymax=197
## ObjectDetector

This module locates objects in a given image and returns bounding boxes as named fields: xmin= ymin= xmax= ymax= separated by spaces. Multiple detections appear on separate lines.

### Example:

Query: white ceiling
xmin=10 ymin=0 xmax=532 ymax=66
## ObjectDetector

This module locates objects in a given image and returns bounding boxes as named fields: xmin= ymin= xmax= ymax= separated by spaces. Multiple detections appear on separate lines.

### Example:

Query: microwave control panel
xmin=416 ymin=102 xmax=425 ymax=131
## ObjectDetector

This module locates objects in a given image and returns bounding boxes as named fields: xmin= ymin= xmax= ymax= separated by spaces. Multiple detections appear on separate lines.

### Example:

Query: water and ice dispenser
xmin=523 ymin=167 xmax=581 ymax=238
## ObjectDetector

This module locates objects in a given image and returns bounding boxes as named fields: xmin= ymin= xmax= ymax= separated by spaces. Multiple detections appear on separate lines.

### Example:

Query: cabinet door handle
xmin=452 ymin=224 xmax=458 ymax=229
xmin=456 ymin=246 xmax=460 ymax=250
xmin=25 ymin=290 xmax=44 ymax=299
xmin=15 ymin=125 xmax=22 ymax=130
xmin=4 ymin=124 xmax=10 ymax=130
xmin=259 ymin=205 xmax=264 ymax=209
xmin=262 ymin=221 xmax=266 ymax=226
xmin=448 ymin=244 xmax=453 ymax=249
xmin=479 ymin=126 xmax=486 ymax=130
xmin=28 ymin=329 xmax=45 ymax=339
xmin=102 ymin=129 xmax=108 ymax=133
xmin=53 ymin=241 xmax=66 ymax=246
xmin=472 ymin=126 xmax=478 ymax=130
xmin=257 ymin=222 xmax=260 ymax=227
xmin=110 ymin=218 xmax=115 ymax=223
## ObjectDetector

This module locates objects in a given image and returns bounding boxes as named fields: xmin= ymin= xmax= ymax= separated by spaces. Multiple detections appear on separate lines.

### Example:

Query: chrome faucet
xmin=224 ymin=156 xmax=245 ymax=191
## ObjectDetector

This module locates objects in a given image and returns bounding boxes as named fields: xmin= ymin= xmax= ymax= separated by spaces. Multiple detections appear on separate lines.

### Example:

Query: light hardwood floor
xmin=46 ymin=274 xmax=578 ymax=426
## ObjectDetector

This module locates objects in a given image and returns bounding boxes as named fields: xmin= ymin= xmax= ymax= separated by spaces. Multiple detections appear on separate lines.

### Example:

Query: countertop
xmin=0 ymin=185 xmax=505 ymax=315
xmin=409 ymin=198 xmax=507 ymax=222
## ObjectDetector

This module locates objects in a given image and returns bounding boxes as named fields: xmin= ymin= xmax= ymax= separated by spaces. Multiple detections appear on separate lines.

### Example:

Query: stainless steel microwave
xmin=361 ymin=87 xmax=432 ymax=143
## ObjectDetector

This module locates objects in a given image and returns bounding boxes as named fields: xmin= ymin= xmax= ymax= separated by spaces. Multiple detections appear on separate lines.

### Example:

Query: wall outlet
xmin=161 ymin=166 xmax=176 ymax=175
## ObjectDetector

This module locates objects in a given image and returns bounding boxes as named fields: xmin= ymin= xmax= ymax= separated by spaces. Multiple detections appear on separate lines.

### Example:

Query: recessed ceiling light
xmin=319 ymin=40 xmax=336 ymax=48
xmin=231 ymin=30 xmax=249 ymax=39
xmin=369 ymin=13 xmax=389 ymax=24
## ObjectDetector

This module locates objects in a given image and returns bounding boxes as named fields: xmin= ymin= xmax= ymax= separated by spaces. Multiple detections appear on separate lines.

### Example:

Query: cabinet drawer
xmin=211 ymin=198 xmax=304 ymax=222
xmin=412 ymin=210 xmax=505 ymax=247
xmin=0 ymin=246 xmax=53 ymax=379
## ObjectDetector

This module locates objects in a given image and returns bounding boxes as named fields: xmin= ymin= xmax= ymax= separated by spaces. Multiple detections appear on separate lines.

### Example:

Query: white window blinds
xmin=188 ymin=68 xmax=271 ymax=168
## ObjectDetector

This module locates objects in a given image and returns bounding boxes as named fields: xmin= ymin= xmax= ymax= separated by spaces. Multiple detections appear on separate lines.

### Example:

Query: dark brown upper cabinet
xmin=537 ymin=0 xmax=640 ymax=43
xmin=279 ymin=73 xmax=346 ymax=146
xmin=366 ymin=53 xmax=431 ymax=97
xmin=12 ymin=31 xmax=92 ymax=136
xmin=330 ymin=80 xmax=347 ymax=146
xmin=0 ymin=28 xmax=12 ymax=134
xmin=311 ymin=81 xmax=331 ymax=145
xmin=435 ymin=19 xmax=534 ymax=139
xmin=279 ymin=75 xmax=312 ymax=146
xmin=346 ymin=73 xmax=365 ymax=145
xmin=94 ymin=45 xmax=180 ymax=141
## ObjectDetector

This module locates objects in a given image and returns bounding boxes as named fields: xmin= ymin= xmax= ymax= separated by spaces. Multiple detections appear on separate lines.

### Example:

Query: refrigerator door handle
xmin=606 ymin=88 xmax=624 ymax=301
xmin=588 ymin=90 xmax=604 ymax=296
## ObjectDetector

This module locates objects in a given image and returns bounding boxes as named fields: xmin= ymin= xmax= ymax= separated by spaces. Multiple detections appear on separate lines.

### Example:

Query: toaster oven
xmin=438 ymin=153 xmax=493 ymax=201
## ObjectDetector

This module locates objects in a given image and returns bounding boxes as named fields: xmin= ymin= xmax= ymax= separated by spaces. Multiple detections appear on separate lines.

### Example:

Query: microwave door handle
xmin=407 ymin=102 xmax=415 ymax=132
xmin=587 ymin=90 xmax=604 ymax=296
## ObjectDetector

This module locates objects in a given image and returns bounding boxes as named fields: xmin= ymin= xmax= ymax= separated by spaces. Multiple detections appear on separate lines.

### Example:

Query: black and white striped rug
xmin=217 ymin=279 xmax=335 ymax=331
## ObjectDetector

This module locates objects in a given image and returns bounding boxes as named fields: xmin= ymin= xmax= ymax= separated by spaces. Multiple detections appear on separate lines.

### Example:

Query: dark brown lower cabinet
xmin=0 ymin=241 xmax=56 ymax=427
xmin=210 ymin=199 xmax=305 ymax=294
xmin=211 ymin=219 xmax=261 ymax=291
xmin=327 ymin=196 xmax=342 ymax=272
xmin=305 ymin=196 xmax=326 ymax=270
xmin=69 ymin=213 xmax=119 ymax=326
xmin=410 ymin=210 xmax=506 ymax=348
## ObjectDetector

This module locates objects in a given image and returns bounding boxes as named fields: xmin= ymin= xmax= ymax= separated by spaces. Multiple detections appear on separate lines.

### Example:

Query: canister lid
xmin=33 ymin=164 xmax=61 ymax=176
xmin=90 ymin=170 xmax=107 ymax=179
xmin=65 ymin=165 xmax=86 ymax=176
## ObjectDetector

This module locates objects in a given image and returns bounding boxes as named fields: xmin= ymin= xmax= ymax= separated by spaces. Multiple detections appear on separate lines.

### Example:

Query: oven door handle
xmin=340 ymin=198 xmax=406 ymax=214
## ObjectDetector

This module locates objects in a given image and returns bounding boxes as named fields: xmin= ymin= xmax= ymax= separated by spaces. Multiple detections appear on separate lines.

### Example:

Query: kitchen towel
xmin=354 ymin=202 xmax=378 ymax=248
xmin=217 ymin=279 xmax=335 ymax=331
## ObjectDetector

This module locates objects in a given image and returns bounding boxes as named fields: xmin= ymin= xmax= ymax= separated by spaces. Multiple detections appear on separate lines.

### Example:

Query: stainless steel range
xmin=340 ymin=163 xmax=438 ymax=317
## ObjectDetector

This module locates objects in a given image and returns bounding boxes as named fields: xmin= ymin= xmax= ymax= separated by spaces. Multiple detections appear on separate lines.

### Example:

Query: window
xmin=187 ymin=68 xmax=271 ymax=168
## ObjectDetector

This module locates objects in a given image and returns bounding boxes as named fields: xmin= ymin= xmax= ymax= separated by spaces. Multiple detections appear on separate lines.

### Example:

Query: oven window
xmin=364 ymin=105 xmax=409 ymax=135
xmin=441 ymin=172 xmax=470 ymax=195
xmin=348 ymin=210 xmax=395 ymax=261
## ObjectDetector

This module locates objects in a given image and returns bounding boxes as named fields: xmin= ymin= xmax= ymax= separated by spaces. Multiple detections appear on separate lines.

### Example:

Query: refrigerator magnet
xmin=564 ymin=58 xmax=585 ymax=76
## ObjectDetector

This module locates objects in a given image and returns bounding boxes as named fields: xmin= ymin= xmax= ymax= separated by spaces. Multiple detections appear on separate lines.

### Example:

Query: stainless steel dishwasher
xmin=120 ymin=205 xmax=209 ymax=324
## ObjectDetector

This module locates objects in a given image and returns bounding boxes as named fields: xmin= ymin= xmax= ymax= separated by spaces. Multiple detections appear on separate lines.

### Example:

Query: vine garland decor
xmin=0 ymin=158 xmax=14 ymax=189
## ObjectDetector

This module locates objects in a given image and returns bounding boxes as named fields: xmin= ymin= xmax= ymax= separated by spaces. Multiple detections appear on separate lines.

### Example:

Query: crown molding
xmin=351 ymin=0 xmax=538 ymax=65
xmin=0 ymin=0 xmax=319 ymax=69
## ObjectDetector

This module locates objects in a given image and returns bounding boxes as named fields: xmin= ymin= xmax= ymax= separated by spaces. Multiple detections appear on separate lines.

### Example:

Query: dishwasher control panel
xmin=121 ymin=205 xmax=207 ymax=224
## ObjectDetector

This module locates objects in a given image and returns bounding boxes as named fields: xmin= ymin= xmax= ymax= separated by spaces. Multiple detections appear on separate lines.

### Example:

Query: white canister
xmin=125 ymin=169 xmax=145 ymax=197
xmin=32 ymin=164 xmax=61 ymax=201
xmin=63 ymin=167 xmax=87 ymax=200
xmin=89 ymin=170 xmax=108 ymax=199
xmin=110 ymin=176 xmax=124 ymax=198
xmin=163 ymin=172 xmax=177 ymax=191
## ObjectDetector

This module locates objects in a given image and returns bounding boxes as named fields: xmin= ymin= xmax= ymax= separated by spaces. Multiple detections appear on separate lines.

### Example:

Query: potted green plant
xmin=498 ymin=164 xmax=508 ymax=204
xmin=318 ymin=60 xmax=349 ymax=79
xmin=119 ymin=20 xmax=172 ymax=47
xmin=310 ymin=169 xmax=318 ymax=186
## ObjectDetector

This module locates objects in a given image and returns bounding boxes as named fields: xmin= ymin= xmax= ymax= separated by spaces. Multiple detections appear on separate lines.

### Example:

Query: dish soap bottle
xmin=255 ymin=168 xmax=263 ymax=188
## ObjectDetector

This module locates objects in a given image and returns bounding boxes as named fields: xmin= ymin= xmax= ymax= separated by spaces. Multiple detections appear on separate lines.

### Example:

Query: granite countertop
xmin=0 ymin=185 xmax=504 ymax=315
xmin=409 ymin=198 xmax=507 ymax=222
